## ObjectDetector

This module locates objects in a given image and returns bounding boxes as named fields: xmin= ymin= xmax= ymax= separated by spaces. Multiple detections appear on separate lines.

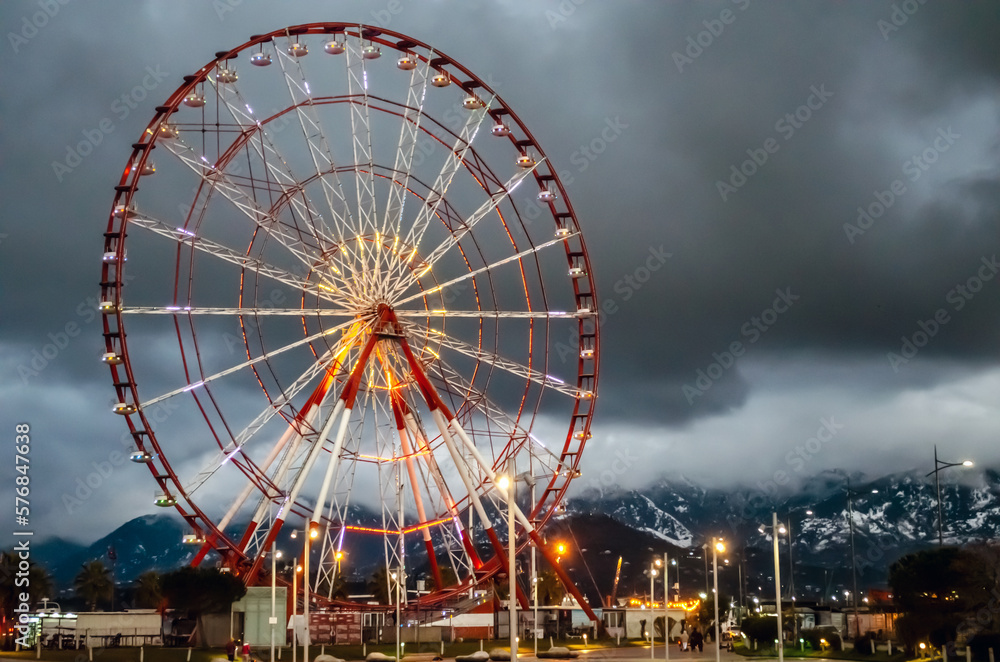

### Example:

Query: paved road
xmin=527 ymin=644 xmax=747 ymax=661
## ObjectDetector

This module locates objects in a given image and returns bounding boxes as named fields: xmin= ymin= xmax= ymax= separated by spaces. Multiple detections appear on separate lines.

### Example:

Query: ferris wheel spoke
xmin=383 ymin=160 xmax=543 ymax=302
xmin=383 ymin=50 xmax=434 ymax=239
xmin=272 ymin=36 xmax=363 ymax=250
xmin=401 ymin=95 xmax=495 ymax=252
xmin=269 ymin=318 xmax=382 ymax=532
xmin=394 ymin=308 xmax=580 ymax=320
xmin=158 ymin=136 xmax=329 ymax=271
xmin=375 ymin=50 xmax=435 ymax=298
xmin=421 ymin=159 xmax=542 ymax=269
xmin=208 ymin=73 xmax=340 ymax=252
xmin=137 ymin=317 xmax=357 ymax=409
xmin=345 ymin=37 xmax=379 ymax=241
xmin=127 ymin=213 xmax=338 ymax=304
xmin=430 ymin=357 xmax=565 ymax=470
xmin=409 ymin=322 xmax=589 ymax=400
xmin=122 ymin=306 xmax=356 ymax=316
xmin=400 ymin=405 xmax=483 ymax=575
xmin=184 ymin=337 xmax=356 ymax=501
xmin=392 ymin=233 xmax=578 ymax=308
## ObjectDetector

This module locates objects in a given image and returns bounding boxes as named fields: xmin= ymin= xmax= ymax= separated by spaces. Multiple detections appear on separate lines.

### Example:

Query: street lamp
xmin=711 ymin=539 xmax=725 ymax=662
xmin=926 ymin=445 xmax=974 ymax=545
xmin=290 ymin=524 xmax=319 ymax=662
xmin=271 ymin=549 xmax=282 ymax=662
xmin=290 ymin=557 xmax=301 ymax=662
xmin=663 ymin=553 xmax=670 ymax=662
xmin=759 ymin=516 xmax=785 ymax=662
xmin=497 ymin=475 xmax=517 ymax=662
xmin=649 ymin=559 xmax=659 ymax=660
xmin=845 ymin=482 xmax=877 ymax=640
xmin=784 ymin=508 xmax=812 ymax=645
xmin=391 ymin=569 xmax=403 ymax=662
xmin=671 ymin=558 xmax=679 ymax=602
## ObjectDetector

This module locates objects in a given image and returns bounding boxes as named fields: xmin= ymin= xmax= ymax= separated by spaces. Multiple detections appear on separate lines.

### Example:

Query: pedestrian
xmin=689 ymin=628 xmax=704 ymax=652
xmin=226 ymin=639 xmax=237 ymax=662
xmin=679 ymin=629 xmax=689 ymax=652
xmin=242 ymin=641 xmax=251 ymax=662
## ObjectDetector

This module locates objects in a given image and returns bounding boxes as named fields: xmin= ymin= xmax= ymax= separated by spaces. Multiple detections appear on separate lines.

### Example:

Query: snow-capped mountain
xmin=27 ymin=469 xmax=1000 ymax=607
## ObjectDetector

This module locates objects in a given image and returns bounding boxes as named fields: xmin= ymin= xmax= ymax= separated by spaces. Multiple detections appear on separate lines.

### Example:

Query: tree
xmin=161 ymin=567 xmax=247 ymax=645
xmin=132 ymin=571 xmax=162 ymax=609
xmin=740 ymin=615 xmax=778 ymax=649
xmin=367 ymin=566 xmax=393 ymax=605
xmin=889 ymin=545 xmax=997 ymax=651
xmin=536 ymin=570 xmax=566 ymax=606
xmin=437 ymin=565 xmax=459 ymax=589
xmin=74 ymin=560 xmax=113 ymax=611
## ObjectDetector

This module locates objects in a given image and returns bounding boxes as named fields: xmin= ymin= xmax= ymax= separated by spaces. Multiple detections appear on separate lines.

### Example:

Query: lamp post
xmin=498 ymin=475 xmax=517 ymax=662
xmin=663 ymin=553 xmax=670 ymax=662
xmin=291 ymin=556 xmax=299 ymax=662
xmin=759 ymin=516 xmax=785 ymax=662
xmin=304 ymin=525 xmax=317 ymax=662
xmin=391 ymin=569 xmax=402 ymax=662
xmin=671 ymin=558 xmax=679 ymax=602
xmin=649 ymin=559 xmax=660 ymax=660
xmin=290 ymin=524 xmax=317 ymax=662
xmin=926 ymin=445 xmax=974 ymax=545
xmin=845 ymin=483 xmax=877 ymax=640
xmin=785 ymin=509 xmax=812 ymax=646
xmin=271 ymin=549 xmax=282 ymax=662
xmin=712 ymin=539 xmax=725 ymax=662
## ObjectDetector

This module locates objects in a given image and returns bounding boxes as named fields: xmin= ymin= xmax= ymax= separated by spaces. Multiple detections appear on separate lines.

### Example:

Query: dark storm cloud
xmin=2 ymin=0 xmax=1000 ymax=543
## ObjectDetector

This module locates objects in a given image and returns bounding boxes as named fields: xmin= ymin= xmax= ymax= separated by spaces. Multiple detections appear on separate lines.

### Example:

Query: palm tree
xmin=133 ymin=571 xmax=162 ymax=609
xmin=75 ymin=560 xmax=113 ymax=611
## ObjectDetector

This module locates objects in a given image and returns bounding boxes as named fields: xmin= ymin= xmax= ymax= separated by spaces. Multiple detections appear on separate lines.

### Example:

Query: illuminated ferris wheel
xmin=99 ymin=23 xmax=599 ymax=611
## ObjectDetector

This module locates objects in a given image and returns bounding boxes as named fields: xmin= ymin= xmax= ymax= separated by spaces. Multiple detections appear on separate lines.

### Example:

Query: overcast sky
xmin=2 ymin=1 xmax=999 ymax=547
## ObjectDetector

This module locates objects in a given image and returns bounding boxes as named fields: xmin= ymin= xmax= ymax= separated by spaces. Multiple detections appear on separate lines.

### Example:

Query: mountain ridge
xmin=26 ymin=468 xmax=1000 ymax=606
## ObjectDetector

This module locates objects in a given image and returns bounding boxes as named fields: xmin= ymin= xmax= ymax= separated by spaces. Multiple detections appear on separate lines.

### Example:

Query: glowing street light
xmin=497 ymin=475 xmax=517 ymax=662
xmin=845 ymin=482 xmax=877 ymax=639
xmin=759 ymin=516 xmax=784 ymax=662
xmin=927 ymin=445 xmax=974 ymax=545
xmin=649 ymin=560 xmax=658 ymax=660
xmin=270 ymin=549 xmax=282 ymax=662
xmin=711 ymin=539 xmax=725 ymax=662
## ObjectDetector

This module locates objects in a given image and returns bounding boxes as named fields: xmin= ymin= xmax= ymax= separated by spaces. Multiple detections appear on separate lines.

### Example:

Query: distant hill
xmin=26 ymin=469 xmax=1000 ymax=607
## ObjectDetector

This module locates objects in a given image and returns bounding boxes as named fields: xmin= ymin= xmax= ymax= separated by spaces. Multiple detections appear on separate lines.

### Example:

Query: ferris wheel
xmin=100 ymin=23 xmax=599 ymax=612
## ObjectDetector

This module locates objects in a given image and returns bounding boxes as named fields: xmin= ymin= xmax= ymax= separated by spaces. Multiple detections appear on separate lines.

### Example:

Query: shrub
xmin=800 ymin=627 xmax=843 ymax=652
xmin=854 ymin=632 xmax=876 ymax=655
